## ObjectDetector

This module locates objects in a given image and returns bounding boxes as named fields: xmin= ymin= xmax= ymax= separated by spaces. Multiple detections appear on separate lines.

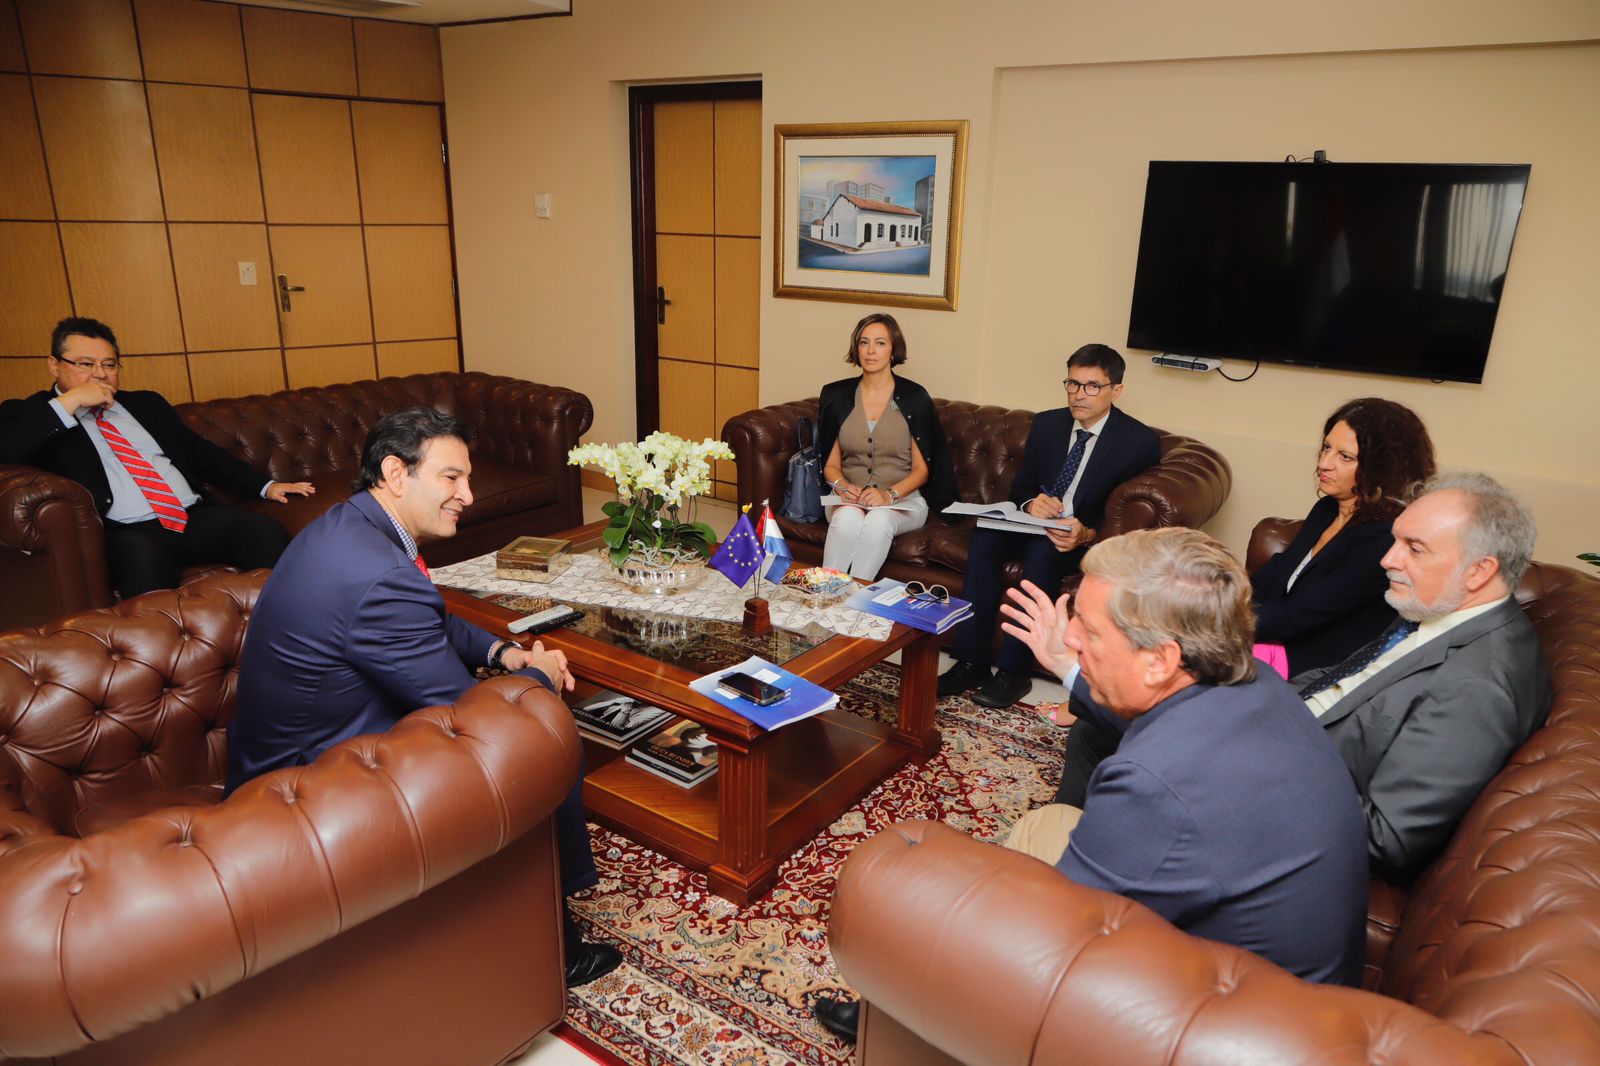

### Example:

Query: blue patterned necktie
xmin=1299 ymin=620 xmax=1420 ymax=698
xmin=1048 ymin=429 xmax=1092 ymax=500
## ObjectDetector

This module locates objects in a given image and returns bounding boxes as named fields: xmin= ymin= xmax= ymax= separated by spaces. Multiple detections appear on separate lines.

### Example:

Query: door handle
xmin=656 ymin=285 xmax=672 ymax=325
xmin=277 ymin=273 xmax=305 ymax=313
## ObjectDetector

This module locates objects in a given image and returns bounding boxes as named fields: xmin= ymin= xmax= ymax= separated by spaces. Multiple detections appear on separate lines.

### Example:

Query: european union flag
xmin=709 ymin=510 xmax=765 ymax=590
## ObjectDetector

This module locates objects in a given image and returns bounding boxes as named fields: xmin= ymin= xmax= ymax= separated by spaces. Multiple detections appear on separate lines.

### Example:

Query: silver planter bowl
xmin=609 ymin=549 xmax=706 ymax=596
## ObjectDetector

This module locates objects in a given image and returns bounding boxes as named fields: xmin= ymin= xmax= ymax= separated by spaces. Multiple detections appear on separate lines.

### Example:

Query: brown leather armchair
xmin=0 ymin=572 xmax=580 ymax=1066
xmin=0 ymin=372 xmax=593 ymax=630
xmin=827 ymin=558 xmax=1600 ymax=1064
xmin=724 ymin=398 xmax=1231 ymax=595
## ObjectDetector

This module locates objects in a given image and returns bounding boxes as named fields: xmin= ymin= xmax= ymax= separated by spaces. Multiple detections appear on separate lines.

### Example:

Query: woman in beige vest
xmin=816 ymin=314 xmax=955 ymax=579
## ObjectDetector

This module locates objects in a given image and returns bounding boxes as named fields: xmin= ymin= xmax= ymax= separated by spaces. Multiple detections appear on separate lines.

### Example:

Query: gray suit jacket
xmin=1295 ymin=597 xmax=1552 ymax=875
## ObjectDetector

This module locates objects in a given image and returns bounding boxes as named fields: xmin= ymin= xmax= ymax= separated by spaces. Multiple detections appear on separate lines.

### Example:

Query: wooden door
xmin=637 ymin=86 xmax=760 ymax=503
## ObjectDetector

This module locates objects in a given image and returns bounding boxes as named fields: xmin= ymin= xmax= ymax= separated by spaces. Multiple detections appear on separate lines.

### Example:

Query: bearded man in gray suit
xmin=1295 ymin=471 xmax=1551 ymax=877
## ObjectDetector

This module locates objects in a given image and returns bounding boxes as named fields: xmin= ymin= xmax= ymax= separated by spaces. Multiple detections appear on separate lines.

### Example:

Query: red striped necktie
xmin=414 ymin=555 xmax=430 ymax=579
xmin=93 ymin=410 xmax=189 ymax=533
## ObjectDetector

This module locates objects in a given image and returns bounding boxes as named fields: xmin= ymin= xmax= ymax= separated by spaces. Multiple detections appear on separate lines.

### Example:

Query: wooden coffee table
xmin=441 ymin=522 xmax=942 ymax=905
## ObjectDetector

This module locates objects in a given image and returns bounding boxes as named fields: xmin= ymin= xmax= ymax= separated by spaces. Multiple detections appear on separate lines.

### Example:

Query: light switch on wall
xmin=238 ymin=261 xmax=257 ymax=286
xmin=534 ymin=193 xmax=551 ymax=219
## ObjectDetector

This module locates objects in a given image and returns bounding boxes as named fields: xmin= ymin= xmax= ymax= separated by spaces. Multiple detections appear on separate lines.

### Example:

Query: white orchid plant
xmin=568 ymin=432 xmax=734 ymax=568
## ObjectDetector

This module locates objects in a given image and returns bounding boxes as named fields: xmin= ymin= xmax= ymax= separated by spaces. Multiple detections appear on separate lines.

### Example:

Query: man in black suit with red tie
xmin=939 ymin=343 xmax=1161 ymax=708
xmin=0 ymin=317 xmax=314 ymax=599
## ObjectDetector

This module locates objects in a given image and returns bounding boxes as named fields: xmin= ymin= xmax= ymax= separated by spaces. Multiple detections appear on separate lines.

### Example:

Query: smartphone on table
xmin=717 ymin=671 xmax=789 ymax=706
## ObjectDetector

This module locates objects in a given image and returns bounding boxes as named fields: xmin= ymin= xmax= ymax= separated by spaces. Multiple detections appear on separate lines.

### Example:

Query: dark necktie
xmin=93 ymin=410 xmax=188 ymax=532
xmin=1299 ymin=620 xmax=1420 ymax=699
xmin=1049 ymin=429 xmax=1091 ymax=500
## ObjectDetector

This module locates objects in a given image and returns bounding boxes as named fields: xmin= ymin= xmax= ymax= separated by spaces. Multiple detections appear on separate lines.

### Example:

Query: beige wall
xmin=441 ymin=1 xmax=1600 ymax=566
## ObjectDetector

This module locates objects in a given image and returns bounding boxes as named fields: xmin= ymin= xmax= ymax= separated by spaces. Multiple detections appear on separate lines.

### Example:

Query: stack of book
xmin=847 ymin=579 xmax=974 ymax=634
xmin=495 ymin=535 xmax=573 ymax=583
xmin=942 ymin=501 xmax=1071 ymax=536
xmin=571 ymin=689 xmax=674 ymax=749
xmin=625 ymin=720 xmax=719 ymax=788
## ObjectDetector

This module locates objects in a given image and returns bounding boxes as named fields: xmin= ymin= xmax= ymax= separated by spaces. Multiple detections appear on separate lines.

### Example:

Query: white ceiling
xmin=231 ymin=0 xmax=570 ymax=25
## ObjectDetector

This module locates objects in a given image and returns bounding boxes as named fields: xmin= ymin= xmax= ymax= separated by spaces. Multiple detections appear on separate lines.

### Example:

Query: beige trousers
xmin=1003 ymin=804 xmax=1084 ymax=865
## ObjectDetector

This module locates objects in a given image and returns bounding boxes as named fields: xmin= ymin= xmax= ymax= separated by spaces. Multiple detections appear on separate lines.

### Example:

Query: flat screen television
xmin=1126 ymin=161 xmax=1531 ymax=384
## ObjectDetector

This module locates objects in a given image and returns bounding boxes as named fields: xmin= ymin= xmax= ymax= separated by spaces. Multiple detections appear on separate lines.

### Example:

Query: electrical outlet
xmin=238 ymin=261 xmax=257 ymax=286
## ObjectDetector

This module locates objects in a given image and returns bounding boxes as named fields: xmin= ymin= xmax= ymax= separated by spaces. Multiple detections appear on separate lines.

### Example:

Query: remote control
xmin=507 ymin=605 xmax=583 ymax=635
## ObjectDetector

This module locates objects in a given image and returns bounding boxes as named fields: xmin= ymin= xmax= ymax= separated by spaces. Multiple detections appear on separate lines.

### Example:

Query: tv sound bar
xmin=1150 ymin=354 xmax=1220 ymax=373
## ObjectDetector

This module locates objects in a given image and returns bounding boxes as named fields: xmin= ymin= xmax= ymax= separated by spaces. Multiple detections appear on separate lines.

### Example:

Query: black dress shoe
xmin=565 ymin=941 xmax=623 ymax=987
xmin=972 ymin=668 xmax=1033 ymax=708
xmin=937 ymin=659 xmax=992 ymax=698
xmin=813 ymin=995 xmax=860 ymax=1043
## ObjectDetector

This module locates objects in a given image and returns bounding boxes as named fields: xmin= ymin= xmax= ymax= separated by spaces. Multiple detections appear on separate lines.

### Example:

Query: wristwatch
xmin=888 ymin=487 xmax=901 ymax=502
xmin=488 ymin=640 xmax=512 ymax=671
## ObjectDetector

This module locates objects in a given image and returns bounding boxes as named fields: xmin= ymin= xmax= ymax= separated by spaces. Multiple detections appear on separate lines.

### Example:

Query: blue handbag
xmin=779 ymin=418 xmax=824 ymax=523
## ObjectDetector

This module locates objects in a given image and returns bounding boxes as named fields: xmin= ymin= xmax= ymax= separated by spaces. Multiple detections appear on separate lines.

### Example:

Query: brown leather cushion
xmin=73 ymin=783 xmax=223 ymax=836
xmin=467 ymin=458 xmax=558 ymax=524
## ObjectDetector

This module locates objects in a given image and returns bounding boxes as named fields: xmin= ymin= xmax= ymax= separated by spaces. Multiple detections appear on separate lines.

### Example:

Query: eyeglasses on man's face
xmin=905 ymin=581 xmax=950 ymax=603
xmin=53 ymin=356 xmax=121 ymax=372
xmin=1062 ymin=378 xmax=1111 ymax=396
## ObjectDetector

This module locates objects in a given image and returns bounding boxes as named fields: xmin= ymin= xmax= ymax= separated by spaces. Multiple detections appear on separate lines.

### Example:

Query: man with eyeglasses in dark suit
xmin=937 ymin=343 xmax=1161 ymax=709
xmin=0 ymin=316 xmax=314 ymax=599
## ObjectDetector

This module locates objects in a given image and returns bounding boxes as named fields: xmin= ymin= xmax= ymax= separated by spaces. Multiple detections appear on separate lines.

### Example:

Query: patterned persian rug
xmin=561 ymin=664 xmax=1068 ymax=1065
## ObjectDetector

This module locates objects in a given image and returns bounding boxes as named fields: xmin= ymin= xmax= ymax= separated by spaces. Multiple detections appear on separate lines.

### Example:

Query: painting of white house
xmin=798 ymin=156 xmax=936 ymax=276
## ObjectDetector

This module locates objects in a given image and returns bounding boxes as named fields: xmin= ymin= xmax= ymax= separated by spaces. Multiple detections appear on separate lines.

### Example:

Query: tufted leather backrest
xmin=175 ymin=371 xmax=595 ymax=485
xmin=0 ymin=571 xmax=261 ymax=837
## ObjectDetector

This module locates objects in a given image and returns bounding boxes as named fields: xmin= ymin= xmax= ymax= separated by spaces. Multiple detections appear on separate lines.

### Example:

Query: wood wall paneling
xmin=148 ymin=84 xmax=263 ymax=222
xmin=33 ymin=76 xmax=163 ymax=220
xmin=241 ymin=6 xmax=355 ymax=96
xmin=713 ymin=98 xmax=760 ymax=237
xmin=353 ymin=19 xmax=442 ymax=103
xmin=714 ymin=364 xmax=758 ymax=486
xmin=58 ymin=222 xmax=183 ymax=354
xmin=655 ymin=234 xmax=714 ymax=363
xmin=352 ymin=101 xmax=446 ymax=225
xmin=377 ymin=339 xmax=459 ymax=379
xmin=0 ymin=0 xmax=23 ymax=73
xmin=364 ymin=225 xmax=456 ymax=342
xmin=0 ymin=74 xmax=53 ymax=218
xmin=119 ymin=352 xmax=190 ymax=401
xmin=187 ymin=347 xmax=283 ymax=401
xmin=167 ymin=223 xmax=279 ymax=351
xmin=252 ymin=94 xmax=359 ymax=224
xmin=653 ymin=101 xmax=713 ymax=234
xmin=714 ymin=236 xmax=759 ymax=368
xmin=0 ymin=357 xmax=44 ymax=402
xmin=658 ymin=360 xmax=714 ymax=443
xmin=16 ymin=0 xmax=141 ymax=79
xmin=268 ymin=225 xmax=372 ymax=348
xmin=133 ymin=0 xmax=246 ymax=87
xmin=286 ymin=343 xmax=374 ymax=390
xmin=0 ymin=221 xmax=71 ymax=356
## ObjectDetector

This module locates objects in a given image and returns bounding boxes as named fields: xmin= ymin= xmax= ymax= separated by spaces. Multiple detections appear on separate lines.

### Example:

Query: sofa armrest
xmin=0 ymin=675 xmax=580 ymax=1059
xmin=0 ymin=464 xmax=111 ymax=627
xmin=832 ymin=821 xmax=1502 ymax=1066
xmin=1247 ymin=516 xmax=1304 ymax=573
xmin=726 ymin=401 xmax=819 ymax=511
xmin=1099 ymin=433 xmax=1232 ymax=540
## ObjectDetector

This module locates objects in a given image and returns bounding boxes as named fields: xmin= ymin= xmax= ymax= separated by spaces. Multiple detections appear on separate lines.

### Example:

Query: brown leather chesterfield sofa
xmin=0 ymin=372 xmax=592 ymax=630
xmin=0 ymin=572 xmax=582 ymax=1066
xmin=724 ymin=399 xmax=1231 ymax=594
xmin=827 ymin=551 xmax=1600 ymax=1064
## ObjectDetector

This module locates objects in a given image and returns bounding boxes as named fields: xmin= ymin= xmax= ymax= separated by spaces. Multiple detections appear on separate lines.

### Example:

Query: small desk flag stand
xmin=743 ymin=500 xmax=773 ymax=635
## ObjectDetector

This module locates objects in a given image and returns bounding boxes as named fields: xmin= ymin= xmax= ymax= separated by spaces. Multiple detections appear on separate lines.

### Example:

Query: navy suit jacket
xmin=1061 ymin=670 xmax=1368 ymax=985
xmin=0 ymin=388 xmax=268 ymax=517
xmin=226 ymin=491 xmax=549 ymax=792
xmin=1006 ymin=405 xmax=1161 ymax=533
xmin=1251 ymin=496 xmax=1398 ymax=675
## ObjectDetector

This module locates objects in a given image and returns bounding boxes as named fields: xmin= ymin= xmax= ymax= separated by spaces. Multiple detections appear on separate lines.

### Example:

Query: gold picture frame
xmin=773 ymin=120 xmax=968 ymax=312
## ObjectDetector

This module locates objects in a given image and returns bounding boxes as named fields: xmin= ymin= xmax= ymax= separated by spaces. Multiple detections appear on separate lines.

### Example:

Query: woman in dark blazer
xmin=815 ymin=313 xmax=956 ymax=579
xmin=1252 ymin=397 xmax=1436 ymax=676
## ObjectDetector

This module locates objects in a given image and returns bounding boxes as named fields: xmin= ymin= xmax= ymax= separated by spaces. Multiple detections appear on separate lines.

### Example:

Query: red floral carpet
xmin=563 ymin=664 xmax=1067 ymax=1065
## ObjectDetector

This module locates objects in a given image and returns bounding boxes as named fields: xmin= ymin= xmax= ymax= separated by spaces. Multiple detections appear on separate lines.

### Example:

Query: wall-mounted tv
xmin=1126 ymin=161 xmax=1531 ymax=384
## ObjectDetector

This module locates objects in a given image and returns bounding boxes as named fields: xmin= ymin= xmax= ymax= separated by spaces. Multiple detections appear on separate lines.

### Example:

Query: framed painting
xmin=774 ymin=120 xmax=968 ymax=311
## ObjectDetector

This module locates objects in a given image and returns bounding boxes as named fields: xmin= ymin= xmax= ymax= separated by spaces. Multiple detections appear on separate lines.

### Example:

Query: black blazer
xmin=1251 ymin=496 xmax=1397 ymax=676
xmin=0 ymin=389 xmax=269 ymax=518
xmin=816 ymin=374 xmax=958 ymax=515
xmin=1006 ymin=405 xmax=1161 ymax=534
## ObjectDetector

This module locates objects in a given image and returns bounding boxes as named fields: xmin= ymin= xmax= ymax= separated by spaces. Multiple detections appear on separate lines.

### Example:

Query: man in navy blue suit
xmin=939 ymin=343 xmax=1162 ymax=708
xmin=227 ymin=407 xmax=621 ymax=986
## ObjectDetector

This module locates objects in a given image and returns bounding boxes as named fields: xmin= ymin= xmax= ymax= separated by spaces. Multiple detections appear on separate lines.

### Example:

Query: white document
xmin=943 ymin=500 xmax=1072 ymax=530
xmin=820 ymin=493 xmax=919 ymax=512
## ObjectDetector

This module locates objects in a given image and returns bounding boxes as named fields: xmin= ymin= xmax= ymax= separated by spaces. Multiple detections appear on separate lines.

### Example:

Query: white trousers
xmin=821 ymin=492 xmax=929 ymax=579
